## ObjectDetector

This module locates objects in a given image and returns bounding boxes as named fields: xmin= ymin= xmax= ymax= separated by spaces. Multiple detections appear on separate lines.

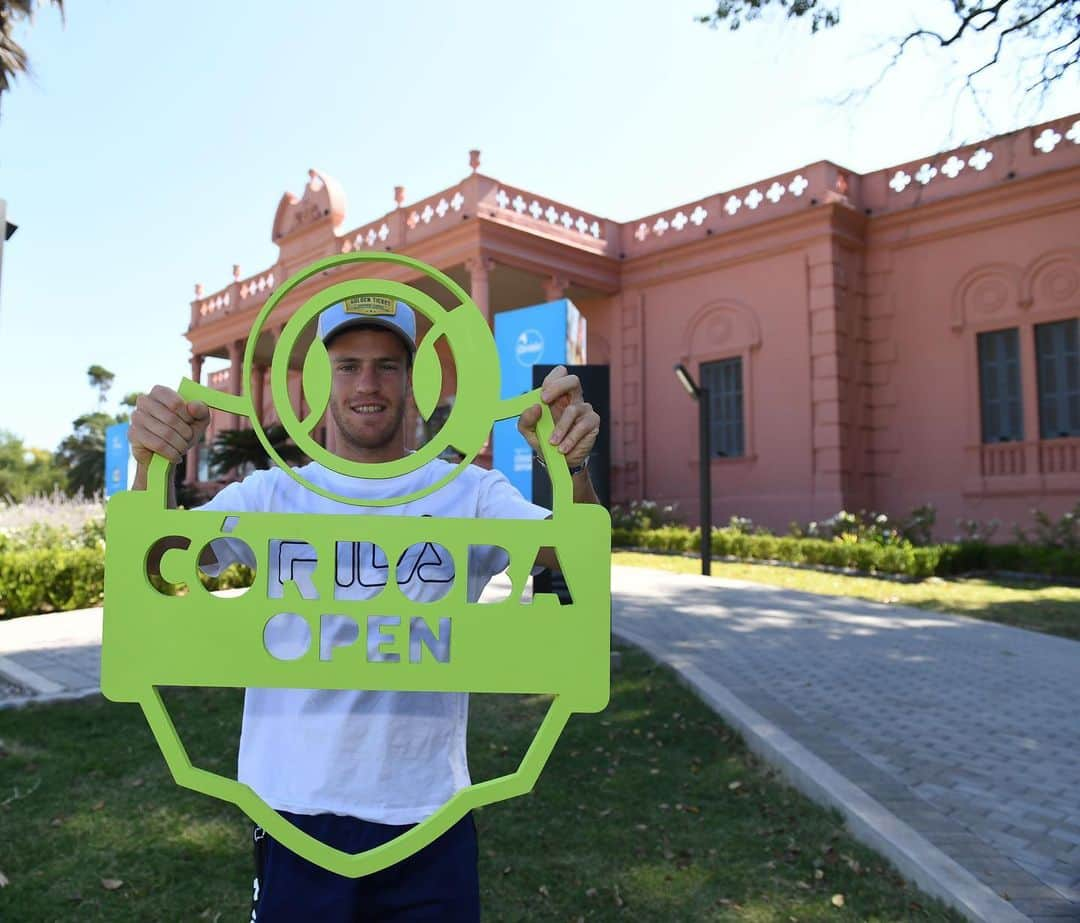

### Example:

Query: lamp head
xmin=673 ymin=363 xmax=700 ymax=400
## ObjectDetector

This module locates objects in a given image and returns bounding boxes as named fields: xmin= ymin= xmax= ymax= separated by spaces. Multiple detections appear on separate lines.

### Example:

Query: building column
xmin=465 ymin=255 xmax=496 ymax=467
xmin=806 ymin=238 xmax=852 ymax=519
xmin=465 ymin=255 xmax=495 ymax=328
xmin=227 ymin=339 xmax=244 ymax=429
xmin=542 ymin=274 xmax=569 ymax=304
xmin=191 ymin=283 xmax=204 ymax=331
xmin=185 ymin=353 xmax=204 ymax=484
xmin=1017 ymin=322 xmax=1041 ymax=474
xmin=615 ymin=290 xmax=645 ymax=503
xmin=252 ymin=363 xmax=268 ymax=426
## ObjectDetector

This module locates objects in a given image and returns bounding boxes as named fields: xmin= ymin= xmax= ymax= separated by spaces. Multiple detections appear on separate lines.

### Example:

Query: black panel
xmin=530 ymin=364 xmax=611 ymax=511
xmin=531 ymin=364 xmax=610 ymax=603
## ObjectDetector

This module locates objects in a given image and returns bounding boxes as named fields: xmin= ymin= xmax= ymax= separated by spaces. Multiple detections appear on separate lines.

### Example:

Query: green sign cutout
xmin=101 ymin=252 xmax=612 ymax=877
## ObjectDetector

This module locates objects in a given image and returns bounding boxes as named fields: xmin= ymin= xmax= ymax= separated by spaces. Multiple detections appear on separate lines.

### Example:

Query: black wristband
xmin=534 ymin=452 xmax=590 ymax=476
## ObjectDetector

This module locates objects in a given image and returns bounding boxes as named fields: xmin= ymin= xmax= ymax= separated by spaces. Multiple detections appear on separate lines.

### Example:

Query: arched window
xmin=681 ymin=300 xmax=762 ymax=461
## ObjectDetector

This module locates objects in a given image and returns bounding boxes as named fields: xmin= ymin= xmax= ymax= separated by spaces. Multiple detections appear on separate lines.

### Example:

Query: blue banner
xmin=105 ymin=422 xmax=131 ymax=498
xmin=493 ymin=299 xmax=584 ymax=502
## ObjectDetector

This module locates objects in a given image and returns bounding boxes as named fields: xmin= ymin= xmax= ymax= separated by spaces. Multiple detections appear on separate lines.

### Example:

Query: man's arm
xmin=517 ymin=365 xmax=602 ymax=570
xmin=569 ymin=467 xmax=599 ymax=506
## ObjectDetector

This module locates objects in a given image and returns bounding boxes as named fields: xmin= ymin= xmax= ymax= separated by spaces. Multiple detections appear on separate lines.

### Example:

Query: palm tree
xmin=87 ymin=364 xmax=115 ymax=407
xmin=55 ymin=411 xmax=111 ymax=497
xmin=208 ymin=424 xmax=306 ymax=477
xmin=1 ymin=1 xmax=64 ymax=104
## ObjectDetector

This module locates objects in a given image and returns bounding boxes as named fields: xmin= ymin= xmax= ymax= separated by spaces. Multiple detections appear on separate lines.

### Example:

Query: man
xmin=129 ymin=297 xmax=601 ymax=921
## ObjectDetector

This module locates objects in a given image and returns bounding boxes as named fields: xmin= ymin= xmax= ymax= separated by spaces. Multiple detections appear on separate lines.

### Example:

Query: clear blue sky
xmin=1 ymin=0 xmax=1074 ymax=449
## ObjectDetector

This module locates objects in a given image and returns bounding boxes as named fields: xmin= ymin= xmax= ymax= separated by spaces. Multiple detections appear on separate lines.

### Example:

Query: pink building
xmin=186 ymin=115 xmax=1080 ymax=539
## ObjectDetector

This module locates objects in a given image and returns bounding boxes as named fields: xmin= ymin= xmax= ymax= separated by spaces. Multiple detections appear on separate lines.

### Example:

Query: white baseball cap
xmin=318 ymin=295 xmax=417 ymax=356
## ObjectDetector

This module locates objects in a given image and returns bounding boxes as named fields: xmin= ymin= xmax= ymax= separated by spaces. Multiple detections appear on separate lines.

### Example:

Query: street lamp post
xmin=674 ymin=364 xmax=711 ymax=576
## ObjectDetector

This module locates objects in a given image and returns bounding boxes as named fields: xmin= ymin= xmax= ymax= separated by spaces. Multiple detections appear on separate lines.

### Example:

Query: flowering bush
xmin=0 ymin=491 xmax=104 ymax=542
xmin=792 ymin=509 xmax=907 ymax=547
xmin=610 ymin=499 xmax=681 ymax=531
xmin=1011 ymin=501 xmax=1080 ymax=550
xmin=611 ymin=501 xmax=1080 ymax=580
xmin=0 ymin=492 xmax=252 ymax=618
xmin=954 ymin=517 xmax=1001 ymax=543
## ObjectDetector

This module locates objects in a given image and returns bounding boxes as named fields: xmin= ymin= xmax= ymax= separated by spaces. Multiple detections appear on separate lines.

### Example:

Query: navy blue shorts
xmin=250 ymin=811 xmax=480 ymax=922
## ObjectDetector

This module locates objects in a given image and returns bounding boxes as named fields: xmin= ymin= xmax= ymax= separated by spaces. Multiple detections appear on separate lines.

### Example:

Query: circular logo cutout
xmin=515 ymin=328 xmax=545 ymax=366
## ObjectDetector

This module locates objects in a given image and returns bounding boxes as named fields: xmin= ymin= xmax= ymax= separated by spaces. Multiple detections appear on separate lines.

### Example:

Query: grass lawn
xmin=0 ymin=648 xmax=962 ymax=921
xmin=614 ymin=551 xmax=1080 ymax=641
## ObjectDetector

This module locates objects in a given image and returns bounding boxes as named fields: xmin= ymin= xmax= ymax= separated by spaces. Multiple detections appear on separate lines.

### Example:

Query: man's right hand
xmin=129 ymin=385 xmax=210 ymax=467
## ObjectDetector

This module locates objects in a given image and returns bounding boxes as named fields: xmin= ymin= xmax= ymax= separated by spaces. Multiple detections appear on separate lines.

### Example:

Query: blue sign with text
xmin=493 ymin=299 xmax=586 ymax=501
xmin=105 ymin=422 xmax=131 ymax=498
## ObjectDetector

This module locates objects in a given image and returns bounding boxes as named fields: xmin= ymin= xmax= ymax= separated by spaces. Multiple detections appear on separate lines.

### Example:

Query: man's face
xmin=325 ymin=326 xmax=412 ymax=463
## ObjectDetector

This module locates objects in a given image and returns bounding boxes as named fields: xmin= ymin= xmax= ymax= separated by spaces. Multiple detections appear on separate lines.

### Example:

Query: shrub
xmin=641 ymin=526 xmax=693 ymax=553
xmin=954 ymin=518 xmax=1001 ymax=543
xmin=0 ymin=545 xmax=106 ymax=618
xmin=774 ymin=537 xmax=806 ymax=564
xmin=1012 ymin=501 xmax=1080 ymax=551
xmin=876 ymin=543 xmax=915 ymax=575
xmin=797 ymin=509 xmax=906 ymax=547
xmin=613 ymin=525 xmax=1076 ymax=581
xmin=748 ymin=535 xmax=780 ymax=561
xmin=911 ymin=545 xmax=945 ymax=578
xmin=146 ymin=563 xmax=256 ymax=598
xmin=901 ymin=504 xmax=937 ymax=547
xmin=610 ymin=499 xmax=681 ymax=532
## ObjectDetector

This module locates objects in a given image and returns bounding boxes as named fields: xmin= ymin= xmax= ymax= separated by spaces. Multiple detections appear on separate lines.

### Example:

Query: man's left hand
xmin=517 ymin=365 xmax=600 ymax=471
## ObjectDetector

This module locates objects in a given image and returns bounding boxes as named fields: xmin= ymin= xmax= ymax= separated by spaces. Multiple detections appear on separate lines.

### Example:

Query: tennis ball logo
xmin=101 ymin=252 xmax=611 ymax=877
xmin=253 ymin=256 xmax=501 ymax=505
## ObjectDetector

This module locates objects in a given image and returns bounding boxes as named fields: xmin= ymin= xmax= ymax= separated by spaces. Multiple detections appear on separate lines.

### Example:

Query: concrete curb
xmin=0 ymin=687 xmax=101 ymax=711
xmin=613 ymin=624 xmax=1031 ymax=923
xmin=0 ymin=654 xmax=63 ymax=695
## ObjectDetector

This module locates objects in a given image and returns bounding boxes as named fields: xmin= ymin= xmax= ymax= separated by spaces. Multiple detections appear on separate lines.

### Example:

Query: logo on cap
xmin=344 ymin=295 xmax=397 ymax=316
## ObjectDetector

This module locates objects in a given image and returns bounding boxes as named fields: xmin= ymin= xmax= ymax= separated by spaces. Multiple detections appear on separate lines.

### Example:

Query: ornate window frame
xmin=679 ymin=299 xmax=762 ymax=466
xmin=951 ymin=250 xmax=1080 ymax=495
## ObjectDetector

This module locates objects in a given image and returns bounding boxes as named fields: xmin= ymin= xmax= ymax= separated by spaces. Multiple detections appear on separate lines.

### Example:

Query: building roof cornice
xmin=189 ymin=113 xmax=1080 ymax=336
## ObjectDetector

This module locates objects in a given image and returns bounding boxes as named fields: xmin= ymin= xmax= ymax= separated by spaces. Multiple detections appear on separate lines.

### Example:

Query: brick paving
xmin=611 ymin=565 xmax=1080 ymax=922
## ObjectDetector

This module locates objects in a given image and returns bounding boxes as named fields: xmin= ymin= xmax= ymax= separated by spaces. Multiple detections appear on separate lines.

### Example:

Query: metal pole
xmin=699 ymin=386 xmax=711 ymax=576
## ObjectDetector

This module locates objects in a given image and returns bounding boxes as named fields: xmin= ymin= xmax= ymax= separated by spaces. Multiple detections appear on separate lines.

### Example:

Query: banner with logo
xmin=493 ymin=299 xmax=585 ymax=501
xmin=105 ymin=422 xmax=132 ymax=498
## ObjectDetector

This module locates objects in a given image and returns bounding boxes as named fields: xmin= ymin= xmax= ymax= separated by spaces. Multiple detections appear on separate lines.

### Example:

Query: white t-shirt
xmin=199 ymin=458 xmax=549 ymax=824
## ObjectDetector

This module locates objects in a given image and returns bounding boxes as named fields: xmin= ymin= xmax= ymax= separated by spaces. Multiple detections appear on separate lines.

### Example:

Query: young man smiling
xmin=129 ymin=297 xmax=601 ymax=921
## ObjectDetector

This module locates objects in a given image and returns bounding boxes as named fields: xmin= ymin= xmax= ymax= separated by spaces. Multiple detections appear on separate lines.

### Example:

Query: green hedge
xmin=936 ymin=541 xmax=1080 ymax=579
xmin=0 ymin=546 xmax=106 ymax=617
xmin=613 ymin=526 xmax=1079 ymax=580
xmin=0 ymin=544 xmax=255 ymax=619
xmin=3 ymin=527 xmax=1077 ymax=619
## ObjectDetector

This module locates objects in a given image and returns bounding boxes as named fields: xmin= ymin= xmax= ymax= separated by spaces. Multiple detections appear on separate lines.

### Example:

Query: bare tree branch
xmin=699 ymin=0 xmax=1080 ymax=102
xmin=1027 ymin=28 xmax=1080 ymax=92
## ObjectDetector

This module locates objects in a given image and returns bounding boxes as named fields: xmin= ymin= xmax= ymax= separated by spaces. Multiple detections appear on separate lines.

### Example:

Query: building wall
xmin=625 ymin=188 xmax=1079 ymax=539
xmin=869 ymin=206 xmax=1080 ymax=539
xmin=185 ymin=116 xmax=1080 ymax=538
xmin=633 ymin=246 xmax=819 ymax=531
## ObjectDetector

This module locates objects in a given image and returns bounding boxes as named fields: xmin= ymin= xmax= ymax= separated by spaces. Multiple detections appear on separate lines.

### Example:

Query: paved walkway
xmin=1 ymin=568 xmax=1078 ymax=921
xmin=612 ymin=566 xmax=1080 ymax=922
xmin=0 ymin=606 xmax=102 ymax=702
